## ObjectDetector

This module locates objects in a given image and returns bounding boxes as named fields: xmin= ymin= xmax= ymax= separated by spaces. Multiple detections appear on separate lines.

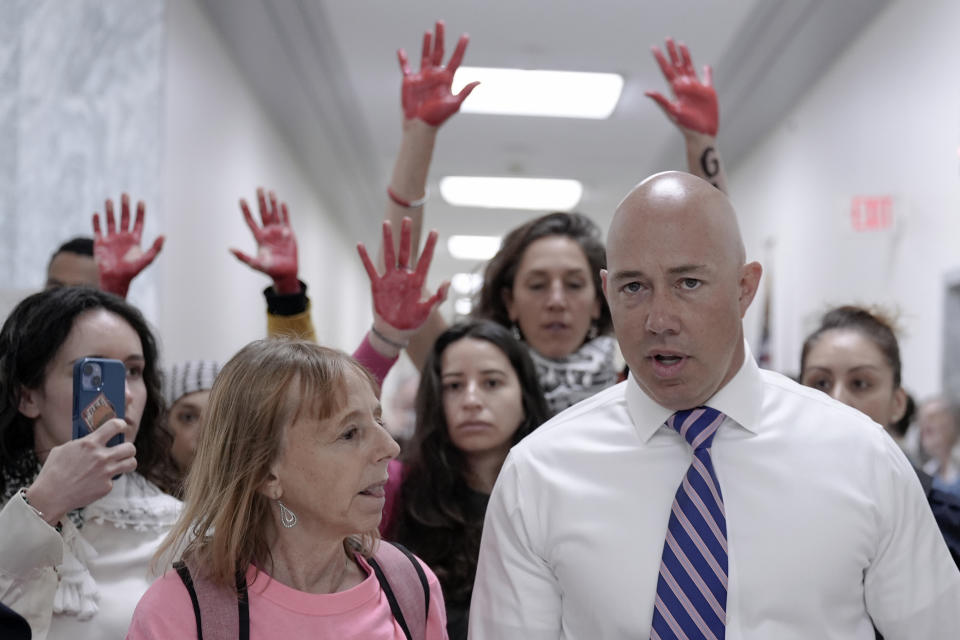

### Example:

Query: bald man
xmin=469 ymin=172 xmax=960 ymax=639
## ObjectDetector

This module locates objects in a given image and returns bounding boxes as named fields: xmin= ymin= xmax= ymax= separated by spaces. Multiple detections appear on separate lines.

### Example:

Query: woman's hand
xmin=25 ymin=419 xmax=137 ymax=526
xmin=645 ymin=37 xmax=718 ymax=136
xmin=230 ymin=187 xmax=300 ymax=295
xmin=357 ymin=217 xmax=448 ymax=352
xmin=398 ymin=20 xmax=479 ymax=127
xmin=93 ymin=194 xmax=165 ymax=298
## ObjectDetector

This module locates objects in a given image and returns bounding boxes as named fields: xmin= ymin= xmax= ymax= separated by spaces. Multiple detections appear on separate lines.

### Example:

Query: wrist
xmin=272 ymin=276 xmax=301 ymax=296
xmin=387 ymin=186 xmax=429 ymax=209
xmin=99 ymin=277 xmax=130 ymax=299
xmin=23 ymin=485 xmax=66 ymax=528
xmin=681 ymin=127 xmax=718 ymax=144
xmin=401 ymin=117 xmax=440 ymax=138
xmin=369 ymin=323 xmax=408 ymax=354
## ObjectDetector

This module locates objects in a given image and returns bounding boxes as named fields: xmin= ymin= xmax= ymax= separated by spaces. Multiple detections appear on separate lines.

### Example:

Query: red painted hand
xmin=92 ymin=194 xmax=165 ymax=298
xmin=397 ymin=20 xmax=479 ymax=126
xmin=358 ymin=217 xmax=448 ymax=333
xmin=645 ymin=38 xmax=718 ymax=136
xmin=230 ymin=188 xmax=300 ymax=295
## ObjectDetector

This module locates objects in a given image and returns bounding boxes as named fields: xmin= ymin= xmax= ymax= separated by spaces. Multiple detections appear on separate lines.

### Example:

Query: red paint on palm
xmin=358 ymin=218 xmax=448 ymax=331
xmin=646 ymin=38 xmax=718 ymax=136
xmin=92 ymin=193 xmax=165 ymax=298
xmin=397 ymin=20 xmax=479 ymax=127
xmin=230 ymin=188 xmax=299 ymax=294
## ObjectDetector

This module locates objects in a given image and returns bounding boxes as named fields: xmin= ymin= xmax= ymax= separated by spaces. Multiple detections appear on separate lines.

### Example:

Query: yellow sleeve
xmin=267 ymin=301 xmax=317 ymax=343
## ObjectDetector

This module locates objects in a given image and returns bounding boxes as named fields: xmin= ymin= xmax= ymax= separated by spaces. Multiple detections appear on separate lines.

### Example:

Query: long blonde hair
xmin=154 ymin=339 xmax=380 ymax=589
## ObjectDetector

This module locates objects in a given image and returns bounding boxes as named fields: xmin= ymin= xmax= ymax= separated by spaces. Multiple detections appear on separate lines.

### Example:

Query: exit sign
xmin=850 ymin=195 xmax=893 ymax=231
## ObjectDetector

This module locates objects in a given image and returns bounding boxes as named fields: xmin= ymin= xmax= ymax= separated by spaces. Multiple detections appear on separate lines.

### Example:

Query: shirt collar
xmin=625 ymin=339 xmax=765 ymax=442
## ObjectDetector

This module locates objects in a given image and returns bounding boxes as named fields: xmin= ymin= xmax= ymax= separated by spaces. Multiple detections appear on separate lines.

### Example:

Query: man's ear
xmin=18 ymin=386 xmax=41 ymax=419
xmin=502 ymin=287 xmax=517 ymax=322
xmin=738 ymin=262 xmax=763 ymax=318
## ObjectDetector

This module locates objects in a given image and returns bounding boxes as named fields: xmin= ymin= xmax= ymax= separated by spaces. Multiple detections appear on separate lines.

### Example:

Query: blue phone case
xmin=72 ymin=358 xmax=125 ymax=447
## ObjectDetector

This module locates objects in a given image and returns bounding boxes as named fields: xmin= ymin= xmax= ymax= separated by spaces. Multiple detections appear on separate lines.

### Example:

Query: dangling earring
xmin=277 ymin=500 xmax=297 ymax=528
xmin=511 ymin=323 xmax=523 ymax=341
xmin=587 ymin=321 xmax=599 ymax=340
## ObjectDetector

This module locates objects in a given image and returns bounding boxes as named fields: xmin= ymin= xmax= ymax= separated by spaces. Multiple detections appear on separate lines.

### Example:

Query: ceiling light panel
xmin=447 ymin=235 xmax=502 ymax=261
xmin=453 ymin=67 xmax=623 ymax=119
xmin=440 ymin=176 xmax=583 ymax=211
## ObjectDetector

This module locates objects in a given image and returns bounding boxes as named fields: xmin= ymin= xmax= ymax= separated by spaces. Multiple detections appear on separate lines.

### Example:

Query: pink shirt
xmin=126 ymin=555 xmax=448 ymax=639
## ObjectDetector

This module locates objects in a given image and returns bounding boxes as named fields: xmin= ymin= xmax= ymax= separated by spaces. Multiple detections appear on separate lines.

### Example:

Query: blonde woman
xmin=128 ymin=340 xmax=448 ymax=639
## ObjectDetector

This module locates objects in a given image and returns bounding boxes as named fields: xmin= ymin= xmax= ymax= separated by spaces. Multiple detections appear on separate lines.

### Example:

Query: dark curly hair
xmin=389 ymin=320 xmax=549 ymax=606
xmin=800 ymin=305 xmax=902 ymax=387
xmin=473 ymin=212 xmax=612 ymax=338
xmin=0 ymin=286 xmax=175 ymax=494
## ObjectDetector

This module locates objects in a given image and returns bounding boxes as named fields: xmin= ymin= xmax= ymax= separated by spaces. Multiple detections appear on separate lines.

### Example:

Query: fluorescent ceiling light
xmin=451 ymin=272 xmax=484 ymax=295
xmin=454 ymin=298 xmax=474 ymax=316
xmin=440 ymin=176 xmax=583 ymax=211
xmin=447 ymin=235 xmax=502 ymax=261
xmin=453 ymin=67 xmax=623 ymax=119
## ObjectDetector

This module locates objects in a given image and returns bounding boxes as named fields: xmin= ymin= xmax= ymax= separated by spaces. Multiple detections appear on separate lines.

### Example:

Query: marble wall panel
xmin=1 ymin=0 xmax=163 ymax=320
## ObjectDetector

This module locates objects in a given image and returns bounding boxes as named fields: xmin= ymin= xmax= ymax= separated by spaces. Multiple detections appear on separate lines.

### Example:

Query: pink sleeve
xmin=352 ymin=332 xmax=399 ymax=387
xmin=125 ymin=570 xmax=198 ymax=640
xmin=419 ymin=557 xmax=449 ymax=640
xmin=379 ymin=459 xmax=405 ymax=537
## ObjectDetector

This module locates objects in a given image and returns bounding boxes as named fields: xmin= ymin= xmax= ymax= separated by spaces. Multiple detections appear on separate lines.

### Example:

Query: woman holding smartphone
xmin=0 ymin=286 xmax=180 ymax=639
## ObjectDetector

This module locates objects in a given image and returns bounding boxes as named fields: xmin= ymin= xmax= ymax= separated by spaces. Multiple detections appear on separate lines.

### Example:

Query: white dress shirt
xmin=469 ymin=350 xmax=960 ymax=639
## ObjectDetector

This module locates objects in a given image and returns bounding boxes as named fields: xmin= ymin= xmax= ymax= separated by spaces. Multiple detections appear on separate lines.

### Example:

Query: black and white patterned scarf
xmin=528 ymin=336 xmax=619 ymax=416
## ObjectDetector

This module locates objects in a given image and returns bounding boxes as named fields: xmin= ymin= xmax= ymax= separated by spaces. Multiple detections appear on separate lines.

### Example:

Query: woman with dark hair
xmin=0 ymin=286 xmax=180 ymax=639
xmin=800 ymin=305 xmax=910 ymax=444
xmin=384 ymin=320 xmax=550 ymax=639
xmin=799 ymin=304 xmax=960 ymax=567
xmin=383 ymin=23 xmax=727 ymax=415
xmin=469 ymin=211 xmax=616 ymax=414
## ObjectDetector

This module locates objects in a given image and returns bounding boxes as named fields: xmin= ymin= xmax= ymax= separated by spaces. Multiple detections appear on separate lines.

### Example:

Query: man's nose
xmin=644 ymin=290 xmax=680 ymax=335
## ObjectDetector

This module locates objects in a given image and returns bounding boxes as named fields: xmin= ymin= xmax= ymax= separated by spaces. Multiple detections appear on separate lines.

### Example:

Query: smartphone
xmin=73 ymin=357 xmax=126 ymax=447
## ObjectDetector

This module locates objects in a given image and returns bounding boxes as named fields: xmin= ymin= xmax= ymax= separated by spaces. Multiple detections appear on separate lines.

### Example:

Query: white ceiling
xmin=200 ymin=0 xmax=889 ymax=286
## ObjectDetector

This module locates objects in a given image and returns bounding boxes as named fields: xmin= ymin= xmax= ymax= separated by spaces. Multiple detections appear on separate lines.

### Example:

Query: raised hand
xmin=230 ymin=187 xmax=300 ymax=295
xmin=397 ymin=20 xmax=479 ymax=126
xmin=645 ymin=38 xmax=718 ymax=136
xmin=357 ymin=217 xmax=448 ymax=344
xmin=93 ymin=193 xmax=165 ymax=298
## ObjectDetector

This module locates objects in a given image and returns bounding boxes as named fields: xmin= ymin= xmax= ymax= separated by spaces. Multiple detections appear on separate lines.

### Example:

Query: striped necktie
xmin=650 ymin=406 xmax=728 ymax=640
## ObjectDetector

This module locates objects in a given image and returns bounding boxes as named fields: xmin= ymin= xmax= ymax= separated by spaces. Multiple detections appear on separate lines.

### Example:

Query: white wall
xmin=730 ymin=0 xmax=960 ymax=396
xmin=160 ymin=0 xmax=369 ymax=366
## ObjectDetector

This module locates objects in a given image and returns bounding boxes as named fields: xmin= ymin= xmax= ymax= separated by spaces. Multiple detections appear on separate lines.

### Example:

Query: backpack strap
xmin=367 ymin=542 xmax=430 ymax=640
xmin=173 ymin=559 xmax=250 ymax=640
xmin=174 ymin=561 xmax=204 ymax=640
